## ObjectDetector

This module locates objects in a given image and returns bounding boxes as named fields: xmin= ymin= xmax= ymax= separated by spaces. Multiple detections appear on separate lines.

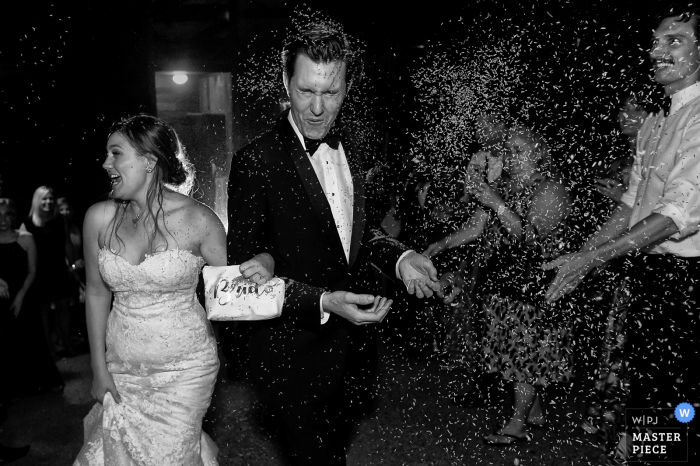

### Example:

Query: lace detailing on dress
xmin=74 ymin=249 xmax=219 ymax=466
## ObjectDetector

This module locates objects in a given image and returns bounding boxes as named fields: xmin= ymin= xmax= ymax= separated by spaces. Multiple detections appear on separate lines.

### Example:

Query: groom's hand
xmin=323 ymin=291 xmax=393 ymax=325
xmin=398 ymin=251 xmax=443 ymax=299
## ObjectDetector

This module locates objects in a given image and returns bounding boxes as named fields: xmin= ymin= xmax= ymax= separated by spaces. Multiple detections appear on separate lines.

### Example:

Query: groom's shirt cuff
xmin=396 ymin=250 xmax=413 ymax=280
xmin=319 ymin=292 xmax=330 ymax=324
xmin=317 ymin=249 xmax=413 ymax=323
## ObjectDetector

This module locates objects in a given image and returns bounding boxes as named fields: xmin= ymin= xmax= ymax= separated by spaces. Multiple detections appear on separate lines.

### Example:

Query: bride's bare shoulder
xmin=85 ymin=200 xmax=119 ymax=225
xmin=83 ymin=201 xmax=121 ymax=249
xmin=166 ymin=193 xmax=224 ymax=232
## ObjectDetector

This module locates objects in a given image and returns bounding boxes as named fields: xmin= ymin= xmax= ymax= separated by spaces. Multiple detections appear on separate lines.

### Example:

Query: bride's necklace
xmin=130 ymin=208 xmax=144 ymax=229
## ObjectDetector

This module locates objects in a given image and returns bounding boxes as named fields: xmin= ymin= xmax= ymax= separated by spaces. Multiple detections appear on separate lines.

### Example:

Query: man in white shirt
xmin=545 ymin=8 xmax=700 ymax=434
xmin=227 ymin=23 xmax=444 ymax=466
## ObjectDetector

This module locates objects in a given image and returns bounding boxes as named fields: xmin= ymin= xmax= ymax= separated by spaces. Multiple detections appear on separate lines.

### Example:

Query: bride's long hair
xmin=106 ymin=114 xmax=194 ymax=253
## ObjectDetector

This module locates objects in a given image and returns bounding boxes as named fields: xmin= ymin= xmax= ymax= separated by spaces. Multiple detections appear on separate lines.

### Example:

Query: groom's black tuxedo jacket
xmin=227 ymin=110 xmax=408 ymax=403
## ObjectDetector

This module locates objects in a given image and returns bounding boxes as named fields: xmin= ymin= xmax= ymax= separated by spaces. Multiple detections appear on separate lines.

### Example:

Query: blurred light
xmin=173 ymin=74 xmax=188 ymax=85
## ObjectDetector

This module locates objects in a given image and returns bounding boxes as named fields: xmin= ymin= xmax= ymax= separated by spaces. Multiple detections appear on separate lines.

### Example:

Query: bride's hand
xmin=240 ymin=253 xmax=275 ymax=285
xmin=92 ymin=368 xmax=122 ymax=404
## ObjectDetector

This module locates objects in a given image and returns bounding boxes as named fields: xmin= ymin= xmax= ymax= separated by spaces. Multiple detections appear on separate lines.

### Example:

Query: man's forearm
xmin=591 ymin=213 xmax=679 ymax=263
xmin=583 ymin=203 xmax=633 ymax=251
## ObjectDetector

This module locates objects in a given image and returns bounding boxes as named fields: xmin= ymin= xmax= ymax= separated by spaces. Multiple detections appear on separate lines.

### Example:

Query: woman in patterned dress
xmin=426 ymin=126 xmax=571 ymax=445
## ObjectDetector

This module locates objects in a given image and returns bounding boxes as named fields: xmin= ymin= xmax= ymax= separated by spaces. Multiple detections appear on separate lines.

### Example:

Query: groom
xmin=227 ymin=22 xmax=444 ymax=466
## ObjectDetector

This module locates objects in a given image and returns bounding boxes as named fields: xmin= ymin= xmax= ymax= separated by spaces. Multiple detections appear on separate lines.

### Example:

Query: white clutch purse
xmin=202 ymin=265 xmax=285 ymax=321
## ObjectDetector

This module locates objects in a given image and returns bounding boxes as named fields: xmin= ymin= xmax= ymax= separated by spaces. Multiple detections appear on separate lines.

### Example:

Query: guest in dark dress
xmin=0 ymin=198 xmax=63 ymax=398
xmin=57 ymin=197 xmax=87 ymax=341
xmin=21 ymin=186 xmax=76 ymax=357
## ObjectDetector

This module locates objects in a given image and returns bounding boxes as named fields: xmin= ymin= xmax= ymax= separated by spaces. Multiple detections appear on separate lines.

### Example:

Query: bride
xmin=74 ymin=115 xmax=274 ymax=465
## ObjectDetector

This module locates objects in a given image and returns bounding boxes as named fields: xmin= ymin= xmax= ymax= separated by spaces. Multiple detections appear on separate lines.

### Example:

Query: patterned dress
xmin=480 ymin=179 xmax=573 ymax=386
xmin=73 ymin=248 xmax=219 ymax=466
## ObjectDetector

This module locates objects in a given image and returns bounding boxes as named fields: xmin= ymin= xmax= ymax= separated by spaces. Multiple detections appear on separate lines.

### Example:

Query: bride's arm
xmin=195 ymin=202 xmax=274 ymax=284
xmin=196 ymin=204 xmax=227 ymax=268
xmin=83 ymin=203 xmax=121 ymax=404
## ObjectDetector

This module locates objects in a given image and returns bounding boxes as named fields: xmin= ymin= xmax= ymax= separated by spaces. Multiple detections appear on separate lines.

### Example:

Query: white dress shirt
xmin=288 ymin=113 xmax=354 ymax=261
xmin=288 ymin=114 xmax=412 ymax=322
xmin=621 ymin=81 xmax=700 ymax=257
xmin=289 ymin=114 xmax=351 ymax=323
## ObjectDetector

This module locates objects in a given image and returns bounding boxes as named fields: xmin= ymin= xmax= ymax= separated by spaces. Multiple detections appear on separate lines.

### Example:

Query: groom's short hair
xmin=282 ymin=23 xmax=363 ymax=90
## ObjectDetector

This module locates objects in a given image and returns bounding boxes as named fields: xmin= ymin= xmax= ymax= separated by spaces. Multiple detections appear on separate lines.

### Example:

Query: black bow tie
xmin=304 ymin=133 xmax=342 ymax=156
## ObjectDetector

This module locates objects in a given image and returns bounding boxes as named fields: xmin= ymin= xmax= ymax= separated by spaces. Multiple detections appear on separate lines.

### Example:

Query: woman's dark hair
xmin=282 ymin=23 xmax=363 ymax=91
xmin=106 ymin=114 xmax=194 ymax=253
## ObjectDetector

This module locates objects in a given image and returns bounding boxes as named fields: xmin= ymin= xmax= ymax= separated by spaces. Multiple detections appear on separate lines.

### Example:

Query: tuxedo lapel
xmin=276 ymin=112 xmax=347 ymax=262
xmin=341 ymin=129 xmax=366 ymax=269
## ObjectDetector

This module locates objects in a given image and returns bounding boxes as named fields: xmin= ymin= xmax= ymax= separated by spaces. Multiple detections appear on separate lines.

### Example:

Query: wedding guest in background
xmin=579 ymin=88 xmax=652 ymax=442
xmin=546 ymin=9 xmax=700 ymax=462
xmin=427 ymin=126 xmax=571 ymax=444
xmin=57 ymin=197 xmax=83 ymax=266
xmin=1 ymin=197 xmax=64 ymax=399
xmin=0 ymin=198 xmax=36 ymax=322
xmin=21 ymin=186 xmax=76 ymax=357
xmin=1 ymin=196 xmax=38 ymax=402
xmin=57 ymin=197 xmax=87 ymax=343
xmin=468 ymin=112 xmax=508 ymax=185
xmin=425 ymin=111 xmax=511 ymax=408
xmin=594 ymin=90 xmax=652 ymax=203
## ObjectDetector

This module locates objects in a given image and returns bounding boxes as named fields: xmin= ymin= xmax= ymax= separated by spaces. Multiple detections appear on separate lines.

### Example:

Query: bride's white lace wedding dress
xmin=74 ymin=248 xmax=219 ymax=466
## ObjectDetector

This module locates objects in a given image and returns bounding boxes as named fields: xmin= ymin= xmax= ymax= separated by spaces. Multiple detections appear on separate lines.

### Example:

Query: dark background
xmin=0 ymin=0 xmax=671 ymax=219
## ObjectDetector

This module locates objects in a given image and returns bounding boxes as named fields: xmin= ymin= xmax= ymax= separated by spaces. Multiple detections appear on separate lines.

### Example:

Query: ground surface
xmin=1 ymin=344 xmax=606 ymax=465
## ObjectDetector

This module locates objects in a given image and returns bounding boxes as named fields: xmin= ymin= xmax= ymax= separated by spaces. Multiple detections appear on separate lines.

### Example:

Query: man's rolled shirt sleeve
xmin=652 ymin=120 xmax=700 ymax=239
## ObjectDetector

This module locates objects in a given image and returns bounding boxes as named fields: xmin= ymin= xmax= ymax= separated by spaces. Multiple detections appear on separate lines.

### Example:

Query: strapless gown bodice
xmin=74 ymin=248 xmax=219 ymax=466
xmin=100 ymin=249 xmax=217 ymax=374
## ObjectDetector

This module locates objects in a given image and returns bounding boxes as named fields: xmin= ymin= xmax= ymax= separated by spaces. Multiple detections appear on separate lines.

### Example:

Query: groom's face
xmin=285 ymin=53 xmax=347 ymax=140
